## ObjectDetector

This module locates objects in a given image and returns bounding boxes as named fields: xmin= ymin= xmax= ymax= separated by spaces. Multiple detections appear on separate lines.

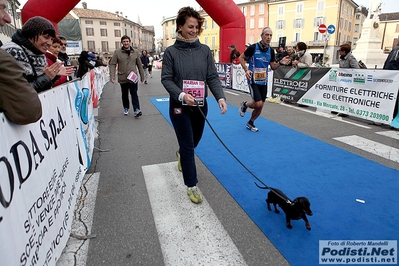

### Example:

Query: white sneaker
xmin=238 ymin=101 xmax=247 ymax=117
xmin=246 ymin=122 xmax=259 ymax=132
xmin=134 ymin=109 xmax=142 ymax=118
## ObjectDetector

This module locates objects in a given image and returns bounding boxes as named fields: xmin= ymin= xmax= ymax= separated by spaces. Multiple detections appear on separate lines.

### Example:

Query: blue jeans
xmin=169 ymin=100 xmax=208 ymax=187
xmin=120 ymin=82 xmax=140 ymax=111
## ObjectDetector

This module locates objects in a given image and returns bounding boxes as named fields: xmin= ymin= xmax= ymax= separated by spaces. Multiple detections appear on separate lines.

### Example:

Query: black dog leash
xmin=193 ymin=100 xmax=293 ymax=205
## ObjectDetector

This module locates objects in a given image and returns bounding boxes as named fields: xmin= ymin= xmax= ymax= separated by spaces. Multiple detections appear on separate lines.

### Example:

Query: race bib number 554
xmin=183 ymin=80 xmax=205 ymax=106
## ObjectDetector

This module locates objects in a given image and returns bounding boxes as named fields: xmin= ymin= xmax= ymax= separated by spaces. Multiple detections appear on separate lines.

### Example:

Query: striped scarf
xmin=1 ymin=29 xmax=47 ymax=82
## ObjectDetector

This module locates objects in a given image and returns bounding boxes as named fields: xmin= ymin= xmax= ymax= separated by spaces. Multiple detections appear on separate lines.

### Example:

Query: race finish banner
xmin=272 ymin=67 xmax=399 ymax=126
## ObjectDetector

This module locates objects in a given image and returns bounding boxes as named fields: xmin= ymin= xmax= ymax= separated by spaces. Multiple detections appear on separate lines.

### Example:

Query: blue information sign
xmin=327 ymin=25 xmax=335 ymax=34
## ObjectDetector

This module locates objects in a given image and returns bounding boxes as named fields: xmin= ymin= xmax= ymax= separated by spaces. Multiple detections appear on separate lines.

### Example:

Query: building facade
xmin=268 ymin=0 xmax=360 ymax=64
xmin=161 ymin=15 xmax=177 ymax=50
xmin=159 ymin=0 xmax=377 ymax=64
xmin=379 ymin=12 xmax=399 ymax=51
xmin=239 ymin=0 xmax=269 ymax=45
xmin=66 ymin=3 xmax=155 ymax=57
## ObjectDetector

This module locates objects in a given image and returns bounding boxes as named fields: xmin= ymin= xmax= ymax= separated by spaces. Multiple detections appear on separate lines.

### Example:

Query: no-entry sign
xmin=318 ymin=24 xmax=327 ymax=34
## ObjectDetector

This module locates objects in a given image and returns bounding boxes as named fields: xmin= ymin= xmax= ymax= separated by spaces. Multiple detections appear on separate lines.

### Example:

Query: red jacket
xmin=45 ymin=51 xmax=67 ymax=87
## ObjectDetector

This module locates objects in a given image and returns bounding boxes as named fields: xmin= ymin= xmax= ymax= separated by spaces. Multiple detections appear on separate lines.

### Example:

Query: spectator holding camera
xmin=291 ymin=42 xmax=312 ymax=68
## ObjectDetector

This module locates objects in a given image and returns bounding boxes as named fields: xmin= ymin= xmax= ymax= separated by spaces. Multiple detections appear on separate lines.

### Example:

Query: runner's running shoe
xmin=238 ymin=101 xmax=247 ymax=117
xmin=124 ymin=108 xmax=129 ymax=115
xmin=246 ymin=122 xmax=259 ymax=132
xmin=187 ymin=186 xmax=203 ymax=204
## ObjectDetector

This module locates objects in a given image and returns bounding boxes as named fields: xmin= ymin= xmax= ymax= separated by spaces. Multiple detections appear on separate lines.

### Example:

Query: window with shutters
xmin=314 ymin=32 xmax=323 ymax=41
xmin=242 ymin=6 xmax=247 ymax=16
xmin=294 ymin=18 xmax=304 ymax=29
xmin=212 ymin=36 xmax=216 ymax=49
xmin=314 ymin=17 xmax=325 ymax=27
xmin=86 ymin=28 xmax=94 ymax=36
xmin=101 ymin=41 xmax=108 ymax=52
xmin=114 ymin=29 xmax=121 ymax=37
xmin=276 ymin=20 xmax=285 ymax=30
xmin=295 ymin=32 xmax=301 ymax=42
xmin=317 ymin=1 xmax=324 ymax=12
xmin=87 ymin=41 xmax=95 ymax=52
xmin=100 ymin=29 xmax=107 ymax=37
xmin=250 ymin=5 xmax=255 ymax=16
xmin=278 ymin=6 xmax=284 ymax=15
xmin=297 ymin=3 xmax=303 ymax=13
xmin=259 ymin=17 xmax=264 ymax=28
xmin=259 ymin=4 xmax=264 ymax=15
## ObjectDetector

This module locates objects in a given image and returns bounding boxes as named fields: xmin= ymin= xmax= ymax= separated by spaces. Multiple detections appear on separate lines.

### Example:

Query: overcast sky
xmin=17 ymin=0 xmax=399 ymax=39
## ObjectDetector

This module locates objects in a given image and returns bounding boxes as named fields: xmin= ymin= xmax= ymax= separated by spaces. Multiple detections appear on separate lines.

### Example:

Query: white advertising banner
xmin=301 ymin=68 xmax=399 ymax=124
xmin=232 ymin=63 xmax=250 ymax=93
xmin=272 ymin=67 xmax=399 ymax=126
xmin=67 ymin=77 xmax=95 ymax=170
xmin=0 ymin=86 xmax=85 ymax=266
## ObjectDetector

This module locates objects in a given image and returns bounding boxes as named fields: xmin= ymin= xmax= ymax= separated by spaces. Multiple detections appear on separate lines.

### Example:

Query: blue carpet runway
xmin=150 ymin=97 xmax=399 ymax=266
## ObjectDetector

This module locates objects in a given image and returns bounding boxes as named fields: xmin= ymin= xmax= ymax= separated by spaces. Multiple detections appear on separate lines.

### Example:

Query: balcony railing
xmin=308 ymin=40 xmax=325 ymax=46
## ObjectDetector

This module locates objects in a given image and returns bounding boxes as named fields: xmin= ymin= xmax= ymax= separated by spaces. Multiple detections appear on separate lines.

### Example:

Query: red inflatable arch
xmin=21 ymin=0 xmax=80 ymax=34
xmin=196 ymin=0 xmax=245 ymax=63
xmin=21 ymin=0 xmax=245 ymax=62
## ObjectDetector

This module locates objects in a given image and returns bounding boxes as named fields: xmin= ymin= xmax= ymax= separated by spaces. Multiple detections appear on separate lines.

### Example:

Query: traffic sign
xmin=318 ymin=24 xmax=327 ymax=34
xmin=327 ymin=24 xmax=336 ymax=34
